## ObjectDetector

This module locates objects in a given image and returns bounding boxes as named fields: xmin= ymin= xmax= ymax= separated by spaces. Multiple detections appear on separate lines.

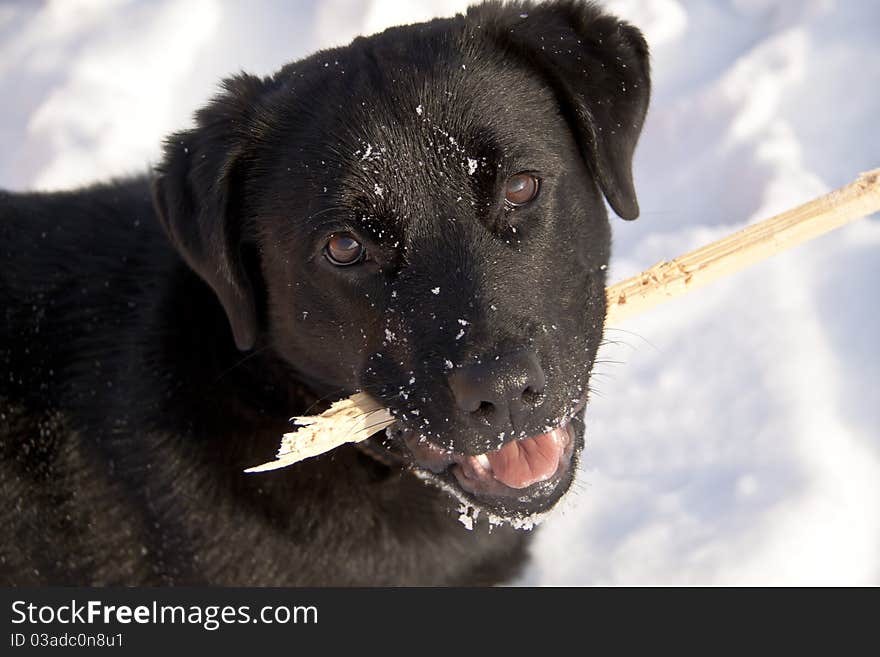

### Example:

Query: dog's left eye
xmin=325 ymin=233 xmax=366 ymax=266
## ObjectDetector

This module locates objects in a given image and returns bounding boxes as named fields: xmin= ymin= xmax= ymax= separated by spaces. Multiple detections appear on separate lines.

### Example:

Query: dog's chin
xmin=361 ymin=413 xmax=584 ymax=528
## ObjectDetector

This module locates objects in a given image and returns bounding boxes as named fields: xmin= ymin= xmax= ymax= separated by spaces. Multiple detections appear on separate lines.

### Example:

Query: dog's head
xmin=152 ymin=0 xmax=650 ymax=525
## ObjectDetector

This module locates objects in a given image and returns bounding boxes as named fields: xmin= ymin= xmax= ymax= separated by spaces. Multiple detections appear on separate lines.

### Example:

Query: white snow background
xmin=1 ymin=0 xmax=877 ymax=585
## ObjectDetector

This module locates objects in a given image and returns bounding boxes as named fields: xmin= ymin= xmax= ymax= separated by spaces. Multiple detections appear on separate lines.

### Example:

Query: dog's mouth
xmin=360 ymin=400 xmax=586 ymax=528
xmin=403 ymin=422 xmax=576 ymax=495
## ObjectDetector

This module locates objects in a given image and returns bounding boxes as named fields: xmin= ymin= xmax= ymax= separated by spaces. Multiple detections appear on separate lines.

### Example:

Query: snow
xmin=1 ymin=0 xmax=877 ymax=585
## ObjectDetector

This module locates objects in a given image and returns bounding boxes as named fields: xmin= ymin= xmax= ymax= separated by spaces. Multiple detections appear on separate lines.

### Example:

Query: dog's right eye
xmin=504 ymin=172 xmax=541 ymax=207
xmin=325 ymin=233 xmax=365 ymax=266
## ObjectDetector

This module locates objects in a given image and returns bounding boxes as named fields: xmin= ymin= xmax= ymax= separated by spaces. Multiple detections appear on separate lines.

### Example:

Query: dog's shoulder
xmin=2 ymin=177 xmax=168 ymax=399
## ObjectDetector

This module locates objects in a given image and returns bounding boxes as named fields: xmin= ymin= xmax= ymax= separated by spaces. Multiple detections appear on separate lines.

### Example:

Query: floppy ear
xmin=475 ymin=0 xmax=651 ymax=220
xmin=152 ymin=74 xmax=271 ymax=351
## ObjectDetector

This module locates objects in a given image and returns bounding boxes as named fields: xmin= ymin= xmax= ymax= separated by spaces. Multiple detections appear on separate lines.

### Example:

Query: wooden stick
xmin=244 ymin=393 xmax=395 ymax=472
xmin=605 ymin=168 xmax=880 ymax=325
xmin=246 ymin=168 xmax=880 ymax=473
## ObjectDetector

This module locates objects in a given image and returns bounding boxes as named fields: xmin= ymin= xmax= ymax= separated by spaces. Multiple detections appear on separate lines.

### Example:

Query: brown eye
xmin=504 ymin=172 xmax=540 ymax=206
xmin=325 ymin=233 xmax=365 ymax=266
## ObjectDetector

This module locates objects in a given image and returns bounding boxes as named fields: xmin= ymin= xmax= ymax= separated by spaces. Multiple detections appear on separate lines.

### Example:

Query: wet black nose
xmin=447 ymin=349 xmax=546 ymax=433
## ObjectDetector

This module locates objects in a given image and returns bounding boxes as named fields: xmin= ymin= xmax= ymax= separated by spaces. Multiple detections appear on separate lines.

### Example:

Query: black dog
xmin=0 ymin=0 xmax=649 ymax=585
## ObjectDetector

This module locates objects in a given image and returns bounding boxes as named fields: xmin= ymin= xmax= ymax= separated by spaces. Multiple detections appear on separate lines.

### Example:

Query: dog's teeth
xmin=476 ymin=454 xmax=492 ymax=471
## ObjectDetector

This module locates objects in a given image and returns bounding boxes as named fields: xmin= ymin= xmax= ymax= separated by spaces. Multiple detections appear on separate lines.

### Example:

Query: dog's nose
xmin=447 ymin=349 xmax=546 ymax=433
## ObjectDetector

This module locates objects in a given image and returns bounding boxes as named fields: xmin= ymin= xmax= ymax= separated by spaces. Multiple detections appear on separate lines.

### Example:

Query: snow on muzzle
xmin=403 ymin=423 xmax=574 ymax=498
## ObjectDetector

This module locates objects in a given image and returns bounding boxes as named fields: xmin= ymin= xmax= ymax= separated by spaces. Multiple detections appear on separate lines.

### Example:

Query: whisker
xmin=308 ymin=204 xmax=351 ymax=220
xmin=299 ymin=387 xmax=349 ymax=416
xmin=592 ymin=358 xmax=626 ymax=367
xmin=604 ymin=327 xmax=659 ymax=353
xmin=298 ymin=383 xmax=395 ymax=422
xmin=211 ymin=344 xmax=276 ymax=385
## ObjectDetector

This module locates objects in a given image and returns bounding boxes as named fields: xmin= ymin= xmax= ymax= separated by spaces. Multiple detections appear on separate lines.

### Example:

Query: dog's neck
xmin=124 ymin=259 xmax=325 ymax=437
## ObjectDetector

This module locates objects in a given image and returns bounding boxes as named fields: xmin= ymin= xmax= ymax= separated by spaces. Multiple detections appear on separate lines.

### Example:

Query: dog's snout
xmin=447 ymin=349 xmax=546 ymax=433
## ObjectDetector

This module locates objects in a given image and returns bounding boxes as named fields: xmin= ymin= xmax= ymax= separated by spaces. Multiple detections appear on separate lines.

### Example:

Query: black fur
xmin=0 ymin=1 xmax=649 ymax=585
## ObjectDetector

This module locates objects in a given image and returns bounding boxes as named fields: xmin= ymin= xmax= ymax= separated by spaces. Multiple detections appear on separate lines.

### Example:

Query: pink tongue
xmin=485 ymin=427 xmax=567 ymax=489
